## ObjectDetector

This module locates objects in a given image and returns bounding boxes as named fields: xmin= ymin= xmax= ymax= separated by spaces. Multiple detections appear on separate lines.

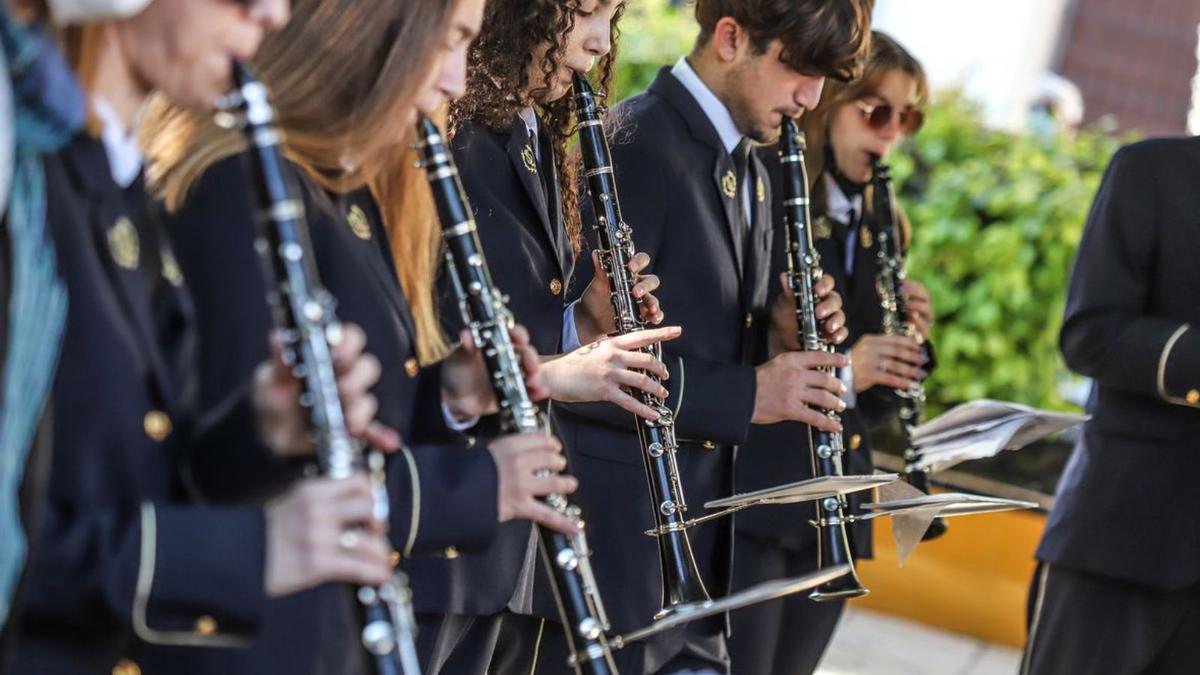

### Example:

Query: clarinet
xmin=572 ymin=73 xmax=710 ymax=618
xmin=870 ymin=157 xmax=946 ymax=540
xmin=219 ymin=62 xmax=421 ymax=675
xmin=778 ymin=118 xmax=868 ymax=601
xmin=416 ymin=114 xmax=618 ymax=675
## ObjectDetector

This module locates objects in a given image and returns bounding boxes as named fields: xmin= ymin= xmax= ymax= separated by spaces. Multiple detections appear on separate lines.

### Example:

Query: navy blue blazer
xmin=139 ymin=155 xmax=499 ymax=675
xmin=5 ymin=134 xmax=270 ymax=675
xmin=1038 ymin=138 xmax=1200 ymax=590
xmin=552 ymin=66 xmax=772 ymax=635
xmin=401 ymin=115 xmax=575 ymax=619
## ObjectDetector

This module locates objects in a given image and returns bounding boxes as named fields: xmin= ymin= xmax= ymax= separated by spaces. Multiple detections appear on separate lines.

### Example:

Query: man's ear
xmin=711 ymin=16 xmax=746 ymax=64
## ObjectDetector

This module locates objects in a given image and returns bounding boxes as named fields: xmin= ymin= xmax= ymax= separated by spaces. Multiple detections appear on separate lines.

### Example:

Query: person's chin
xmin=749 ymin=124 xmax=779 ymax=145
xmin=181 ymin=81 xmax=222 ymax=115
xmin=544 ymin=83 xmax=570 ymax=104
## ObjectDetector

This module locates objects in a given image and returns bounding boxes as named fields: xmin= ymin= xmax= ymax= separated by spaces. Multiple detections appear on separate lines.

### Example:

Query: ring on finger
xmin=338 ymin=530 xmax=360 ymax=552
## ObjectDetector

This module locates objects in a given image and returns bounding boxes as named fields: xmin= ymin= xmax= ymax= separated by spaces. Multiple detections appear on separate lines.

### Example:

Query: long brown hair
xmin=448 ymin=0 xmax=623 ymax=253
xmin=803 ymin=29 xmax=928 ymax=236
xmin=143 ymin=0 xmax=455 ymax=361
xmin=58 ymin=23 xmax=104 ymax=136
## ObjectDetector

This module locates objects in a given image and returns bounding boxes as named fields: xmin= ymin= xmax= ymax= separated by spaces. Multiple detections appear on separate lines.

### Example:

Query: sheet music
xmin=909 ymin=399 xmax=1087 ymax=473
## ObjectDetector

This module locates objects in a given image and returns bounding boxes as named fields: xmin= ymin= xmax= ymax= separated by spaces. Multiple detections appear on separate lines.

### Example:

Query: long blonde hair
xmin=143 ymin=0 xmax=456 ymax=361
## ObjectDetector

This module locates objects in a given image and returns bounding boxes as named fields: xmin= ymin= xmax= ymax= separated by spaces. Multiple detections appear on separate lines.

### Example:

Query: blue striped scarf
xmin=0 ymin=10 xmax=81 ymax=631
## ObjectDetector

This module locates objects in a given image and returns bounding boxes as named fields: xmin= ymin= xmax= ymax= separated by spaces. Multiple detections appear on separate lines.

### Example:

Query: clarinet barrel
xmin=221 ymin=62 xmax=421 ymax=675
xmin=778 ymin=117 xmax=867 ymax=601
xmin=870 ymin=157 xmax=947 ymax=541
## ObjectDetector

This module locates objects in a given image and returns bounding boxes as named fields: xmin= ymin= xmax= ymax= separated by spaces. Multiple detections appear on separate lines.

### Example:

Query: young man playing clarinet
xmin=730 ymin=31 xmax=933 ymax=675
xmin=1022 ymin=138 xmax=1200 ymax=674
xmin=555 ymin=1 xmax=870 ymax=673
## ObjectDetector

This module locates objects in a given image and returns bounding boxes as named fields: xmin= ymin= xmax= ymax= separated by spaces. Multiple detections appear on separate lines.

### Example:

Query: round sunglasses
xmin=853 ymin=99 xmax=925 ymax=135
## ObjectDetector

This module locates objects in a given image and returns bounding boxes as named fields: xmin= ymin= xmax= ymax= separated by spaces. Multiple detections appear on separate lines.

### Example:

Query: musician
xmin=408 ymin=1 xmax=681 ymax=671
xmin=553 ymin=1 xmax=867 ymax=672
xmin=1021 ymin=139 xmax=1200 ymax=672
xmin=729 ymin=31 xmax=930 ymax=675
xmin=139 ymin=1 xmax=585 ymax=673
xmin=1 ymin=2 xmax=420 ymax=673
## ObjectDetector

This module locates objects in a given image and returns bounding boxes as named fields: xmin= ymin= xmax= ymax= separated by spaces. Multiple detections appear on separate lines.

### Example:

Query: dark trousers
xmin=416 ymin=611 xmax=505 ymax=675
xmin=727 ymin=534 xmax=845 ymax=675
xmin=1022 ymin=562 xmax=1200 ymax=675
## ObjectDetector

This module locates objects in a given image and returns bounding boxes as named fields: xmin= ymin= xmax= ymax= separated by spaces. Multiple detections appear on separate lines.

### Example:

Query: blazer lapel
xmin=70 ymin=142 xmax=175 ymax=409
xmin=505 ymin=118 xmax=561 ymax=270
xmin=536 ymin=122 xmax=567 ymax=275
xmin=743 ymin=153 xmax=772 ymax=309
xmin=712 ymin=154 xmax=745 ymax=277
xmin=650 ymin=67 xmax=744 ymax=279
xmin=354 ymin=194 xmax=419 ymax=342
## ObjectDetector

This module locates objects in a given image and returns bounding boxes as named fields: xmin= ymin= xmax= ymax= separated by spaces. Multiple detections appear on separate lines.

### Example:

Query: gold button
xmin=390 ymin=550 xmax=402 ymax=567
xmin=194 ymin=615 xmax=218 ymax=636
xmin=549 ymin=278 xmax=563 ymax=296
xmin=113 ymin=659 xmax=141 ymax=675
xmin=443 ymin=546 xmax=459 ymax=559
xmin=1187 ymin=389 xmax=1200 ymax=405
xmin=744 ymin=313 xmax=753 ymax=328
xmin=143 ymin=410 xmax=172 ymax=442
xmin=849 ymin=434 xmax=862 ymax=450
xmin=404 ymin=357 xmax=419 ymax=378
xmin=702 ymin=441 xmax=716 ymax=450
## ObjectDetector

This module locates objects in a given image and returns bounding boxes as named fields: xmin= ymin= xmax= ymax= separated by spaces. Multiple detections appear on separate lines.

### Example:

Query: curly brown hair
xmin=449 ymin=0 xmax=623 ymax=253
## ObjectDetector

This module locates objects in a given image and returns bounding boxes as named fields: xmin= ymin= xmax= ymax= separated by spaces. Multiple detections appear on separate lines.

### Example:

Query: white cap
xmin=46 ymin=0 xmax=155 ymax=25
xmin=1033 ymin=72 xmax=1085 ymax=128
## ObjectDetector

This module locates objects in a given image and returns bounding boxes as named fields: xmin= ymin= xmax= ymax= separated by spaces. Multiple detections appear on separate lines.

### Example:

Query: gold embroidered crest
xmin=107 ymin=216 xmax=139 ymax=270
xmin=521 ymin=145 xmax=538 ymax=175
xmin=859 ymin=225 xmax=874 ymax=249
xmin=347 ymin=204 xmax=372 ymax=240
xmin=721 ymin=170 xmax=737 ymax=199
xmin=812 ymin=215 xmax=834 ymax=240
xmin=161 ymin=249 xmax=184 ymax=287
xmin=756 ymin=176 xmax=765 ymax=203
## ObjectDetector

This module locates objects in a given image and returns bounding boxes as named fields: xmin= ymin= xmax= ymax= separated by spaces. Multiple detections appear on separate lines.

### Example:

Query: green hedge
xmin=612 ymin=6 xmax=1127 ymax=415
xmin=885 ymin=96 xmax=1125 ymax=414
xmin=614 ymin=0 xmax=696 ymax=101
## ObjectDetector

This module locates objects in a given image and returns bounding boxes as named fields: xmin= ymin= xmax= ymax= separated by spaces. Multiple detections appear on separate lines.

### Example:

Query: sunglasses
xmin=854 ymin=99 xmax=925 ymax=135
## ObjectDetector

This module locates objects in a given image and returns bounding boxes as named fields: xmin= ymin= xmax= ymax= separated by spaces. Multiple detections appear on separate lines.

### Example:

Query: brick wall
xmin=1055 ymin=0 xmax=1200 ymax=135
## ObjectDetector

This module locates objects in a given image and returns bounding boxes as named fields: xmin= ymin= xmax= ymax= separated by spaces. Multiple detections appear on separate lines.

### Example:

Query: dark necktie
xmin=732 ymin=137 xmax=753 ymax=232
xmin=527 ymin=124 xmax=552 ymax=201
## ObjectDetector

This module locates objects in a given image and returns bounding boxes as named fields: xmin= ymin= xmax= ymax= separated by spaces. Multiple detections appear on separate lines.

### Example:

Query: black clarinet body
xmin=572 ymin=73 xmax=710 ymax=618
xmin=870 ymin=158 xmax=946 ymax=540
xmin=219 ymin=63 xmax=421 ymax=675
xmin=778 ymin=118 xmax=868 ymax=601
xmin=416 ymin=114 xmax=617 ymax=675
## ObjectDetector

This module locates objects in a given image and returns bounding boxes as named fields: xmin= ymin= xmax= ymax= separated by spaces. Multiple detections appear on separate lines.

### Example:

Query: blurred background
xmin=611 ymin=1 xmax=1200 ymax=672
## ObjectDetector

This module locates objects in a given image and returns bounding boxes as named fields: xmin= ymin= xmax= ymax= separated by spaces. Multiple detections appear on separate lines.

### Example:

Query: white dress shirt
xmin=823 ymin=173 xmax=863 ymax=275
xmin=92 ymin=96 xmax=143 ymax=189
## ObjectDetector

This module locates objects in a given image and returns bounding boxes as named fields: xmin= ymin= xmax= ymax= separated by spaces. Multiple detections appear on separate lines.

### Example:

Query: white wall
xmin=872 ymin=0 xmax=1073 ymax=130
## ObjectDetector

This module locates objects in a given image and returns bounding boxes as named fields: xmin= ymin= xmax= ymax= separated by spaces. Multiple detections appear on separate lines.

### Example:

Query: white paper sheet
xmin=908 ymin=399 xmax=1087 ymax=473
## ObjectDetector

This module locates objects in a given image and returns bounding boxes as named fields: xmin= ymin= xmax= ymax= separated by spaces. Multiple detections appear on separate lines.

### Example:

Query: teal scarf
xmin=0 ymin=9 xmax=81 ymax=630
